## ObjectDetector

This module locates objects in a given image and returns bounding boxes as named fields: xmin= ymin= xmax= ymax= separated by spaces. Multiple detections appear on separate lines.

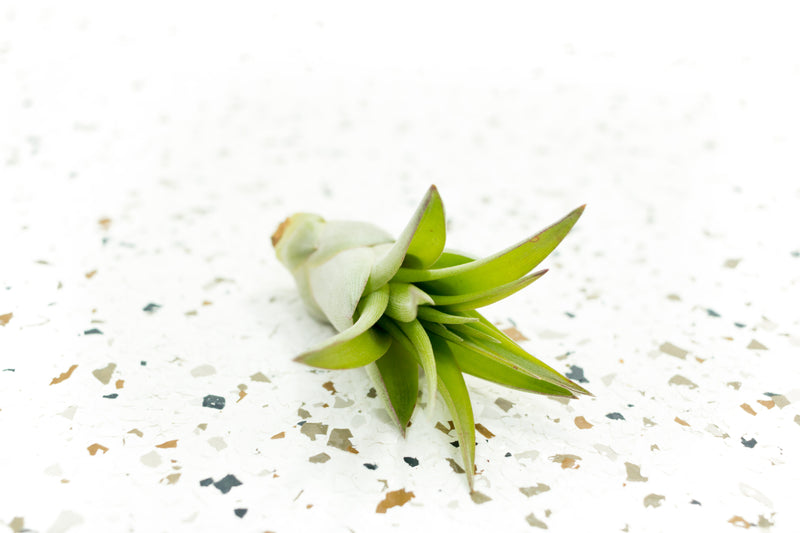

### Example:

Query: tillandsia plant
xmin=272 ymin=185 xmax=590 ymax=489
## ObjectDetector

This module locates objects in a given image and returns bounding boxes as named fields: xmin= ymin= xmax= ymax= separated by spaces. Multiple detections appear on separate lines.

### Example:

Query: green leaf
xmin=430 ymin=251 xmax=473 ymax=269
xmin=416 ymin=306 xmax=478 ymax=324
xmin=430 ymin=336 xmax=475 ymax=490
xmin=444 ymin=338 xmax=575 ymax=396
xmin=366 ymin=341 xmax=419 ymax=434
xmin=295 ymin=327 xmax=391 ymax=369
xmin=396 ymin=319 xmax=438 ymax=416
xmin=454 ymin=310 xmax=592 ymax=396
xmin=365 ymin=185 xmax=446 ymax=292
xmin=385 ymin=282 xmax=434 ymax=323
xmin=420 ymin=321 xmax=465 ymax=343
xmin=393 ymin=205 xmax=585 ymax=294
xmin=403 ymin=185 xmax=446 ymax=269
xmin=428 ymin=269 xmax=547 ymax=311
xmin=294 ymin=286 xmax=391 ymax=369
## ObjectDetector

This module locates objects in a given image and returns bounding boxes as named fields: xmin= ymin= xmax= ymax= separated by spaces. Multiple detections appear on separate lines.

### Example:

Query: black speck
xmin=143 ymin=302 xmax=161 ymax=313
xmin=403 ymin=457 xmax=419 ymax=467
xmin=505 ymin=452 xmax=512 ymax=457
xmin=791 ymin=250 xmax=799 ymax=258
xmin=706 ymin=308 xmax=721 ymax=317
xmin=764 ymin=392 xmax=780 ymax=397
xmin=690 ymin=499 xmax=702 ymax=506
xmin=103 ymin=393 xmax=119 ymax=399
xmin=565 ymin=312 xmax=575 ymax=318
xmin=213 ymin=474 xmax=242 ymax=494
xmin=363 ymin=463 xmax=378 ymax=470
xmin=627 ymin=404 xmax=634 ymax=408
xmin=565 ymin=365 xmax=589 ymax=384
xmin=234 ymin=508 xmax=247 ymax=518
xmin=3 ymin=369 xmax=14 ymax=372
xmin=297 ymin=420 xmax=306 ymax=426
xmin=450 ymin=441 xmax=459 ymax=448
xmin=140 ymin=361 xmax=147 ymax=366
xmin=199 ymin=478 xmax=214 ymax=487
xmin=102 ymin=237 xmax=109 ymax=246
xmin=84 ymin=328 xmax=103 ymax=335
xmin=734 ymin=322 xmax=746 ymax=328
xmin=606 ymin=412 xmax=625 ymax=421
xmin=741 ymin=437 xmax=757 ymax=448
xmin=203 ymin=395 xmax=226 ymax=409
xmin=366 ymin=387 xmax=377 ymax=398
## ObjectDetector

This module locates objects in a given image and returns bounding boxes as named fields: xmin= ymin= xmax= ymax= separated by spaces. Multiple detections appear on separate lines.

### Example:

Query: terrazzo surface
xmin=2 ymin=2 xmax=800 ymax=532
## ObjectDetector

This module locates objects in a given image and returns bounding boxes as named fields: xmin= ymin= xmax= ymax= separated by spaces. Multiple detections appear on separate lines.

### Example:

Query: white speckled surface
xmin=2 ymin=2 xmax=800 ymax=532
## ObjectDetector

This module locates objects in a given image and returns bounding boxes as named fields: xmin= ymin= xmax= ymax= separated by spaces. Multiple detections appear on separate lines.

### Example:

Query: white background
xmin=2 ymin=2 xmax=799 ymax=532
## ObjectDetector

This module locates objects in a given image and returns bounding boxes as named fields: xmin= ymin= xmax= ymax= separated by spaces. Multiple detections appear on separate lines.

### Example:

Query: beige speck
xmin=163 ymin=473 xmax=181 ymax=485
xmin=724 ymin=258 xmax=741 ymax=268
xmin=98 ymin=217 xmax=112 ymax=230
xmin=625 ymin=462 xmax=648 ymax=482
xmin=0 ymin=312 xmax=13 ymax=326
xmin=502 ymin=327 xmax=528 ymax=341
xmin=190 ymin=364 xmax=216 ymax=377
xmin=659 ymin=342 xmax=688 ymax=359
xmin=550 ymin=454 xmax=581 ymax=469
xmin=446 ymin=458 xmax=465 ymax=474
xmin=644 ymin=494 xmax=665 ymax=508
xmin=470 ymin=491 xmax=492 ymax=504
xmin=747 ymin=339 xmax=767 ymax=350
xmin=208 ymin=437 xmax=227 ymax=450
xmin=309 ymin=452 xmax=330 ymax=464
xmin=85 ymin=270 xmax=97 ymax=279
xmin=92 ymin=363 xmax=116 ymax=385
xmin=520 ymin=483 xmax=550 ymax=497
xmin=115 ymin=379 xmax=124 ymax=389
xmin=156 ymin=439 xmax=178 ymax=449
xmin=250 ymin=371 xmax=271 ymax=382
xmin=495 ymin=397 xmax=514 ymax=412
xmin=270 ymin=432 xmax=285 ymax=440
xmin=525 ymin=512 xmax=548 ymax=529
xmin=674 ymin=416 xmax=690 ymax=426
xmin=128 ymin=428 xmax=143 ymax=438
xmin=668 ymin=375 xmax=698 ymax=389
xmin=141 ymin=451 xmax=161 ymax=467
xmin=740 ymin=403 xmax=757 ymax=416
xmin=574 ymin=416 xmax=593 ymax=429
xmin=322 ymin=381 xmax=336 ymax=394
xmin=9 ymin=517 xmax=24 ymax=533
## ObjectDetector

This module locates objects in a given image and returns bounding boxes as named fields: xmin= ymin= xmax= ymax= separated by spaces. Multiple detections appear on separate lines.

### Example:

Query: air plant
xmin=272 ymin=185 xmax=589 ymax=489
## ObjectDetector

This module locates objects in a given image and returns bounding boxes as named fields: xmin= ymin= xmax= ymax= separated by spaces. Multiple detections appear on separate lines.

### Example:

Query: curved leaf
xmin=295 ymin=286 xmax=391 ymax=369
xmin=366 ymin=185 xmax=447 ymax=292
xmin=385 ymin=282 xmax=434 ymax=323
xmin=403 ymin=185 xmax=446 ymax=269
xmin=366 ymin=341 xmax=419 ymax=434
xmin=416 ymin=306 xmax=478 ymax=325
xmin=444 ymin=338 xmax=575 ymax=396
xmin=307 ymin=246 xmax=376 ymax=332
xmin=393 ymin=205 xmax=585 ymax=294
xmin=429 ymin=269 xmax=547 ymax=311
xmin=453 ymin=310 xmax=592 ymax=396
xmin=396 ymin=319 xmax=438 ymax=416
xmin=430 ymin=336 xmax=475 ymax=490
